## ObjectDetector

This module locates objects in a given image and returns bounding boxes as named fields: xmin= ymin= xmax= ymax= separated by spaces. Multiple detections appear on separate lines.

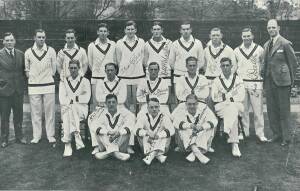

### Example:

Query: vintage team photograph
xmin=0 ymin=0 xmax=300 ymax=190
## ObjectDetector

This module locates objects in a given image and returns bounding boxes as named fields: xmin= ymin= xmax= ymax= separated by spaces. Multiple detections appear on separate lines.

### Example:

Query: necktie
xmin=268 ymin=38 xmax=273 ymax=52
xmin=9 ymin=50 xmax=14 ymax=58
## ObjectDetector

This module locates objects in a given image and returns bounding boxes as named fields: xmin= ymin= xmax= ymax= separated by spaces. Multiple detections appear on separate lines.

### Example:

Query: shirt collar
xmin=207 ymin=40 xmax=224 ymax=48
xmin=64 ymin=43 xmax=79 ymax=50
xmin=106 ymin=110 xmax=121 ymax=119
xmin=220 ymin=73 xmax=234 ymax=81
xmin=272 ymin=34 xmax=280 ymax=44
xmin=68 ymin=75 xmax=81 ymax=82
xmin=147 ymin=112 xmax=162 ymax=120
xmin=241 ymin=42 xmax=255 ymax=50
xmin=180 ymin=35 xmax=194 ymax=43
xmin=95 ymin=38 xmax=110 ymax=45
xmin=5 ymin=47 xmax=14 ymax=55
xmin=33 ymin=43 xmax=47 ymax=51
xmin=104 ymin=76 xmax=119 ymax=82
xmin=150 ymin=36 xmax=166 ymax=44
xmin=122 ymin=35 xmax=138 ymax=42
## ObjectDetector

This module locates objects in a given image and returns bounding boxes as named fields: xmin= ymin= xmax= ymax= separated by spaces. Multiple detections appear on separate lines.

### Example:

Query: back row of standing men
xmin=0 ymin=19 xmax=298 ymax=165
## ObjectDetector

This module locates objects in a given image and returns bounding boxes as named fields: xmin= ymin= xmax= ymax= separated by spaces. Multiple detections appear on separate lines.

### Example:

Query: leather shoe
xmin=270 ymin=136 xmax=282 ymax=143
xmin=1 ymin=142 xmax=8 ymax=148
xmin=256 ymin=136 xmax=270 ymax=143
xmin=16 ymin=138 xmax=27 ymax=144
xmin=280 ymin=140 xmax=290 ymax=146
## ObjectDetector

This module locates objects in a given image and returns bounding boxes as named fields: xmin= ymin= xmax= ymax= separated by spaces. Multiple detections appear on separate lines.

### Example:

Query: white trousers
xmin=29 ymin=93 xmax=56 ymax=142
xmin=215 ymin=102 xmax=243 ymax=143
xmin=96 ymin=134 xmax=130 ymax=153
xmin=242 ymin=89 xmax=265 ymax=137
xmin=179 ymin=128 xmax=215 ymax=151
xmin=61 ymin=104 xmax=88 ymax=143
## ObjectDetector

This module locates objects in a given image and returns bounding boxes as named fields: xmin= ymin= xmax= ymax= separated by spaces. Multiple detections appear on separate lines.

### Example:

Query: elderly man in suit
xmin=262 ymin=19 xmax=298 ymax=146
xmin=0 ymin=32 xmax=27 ymax=148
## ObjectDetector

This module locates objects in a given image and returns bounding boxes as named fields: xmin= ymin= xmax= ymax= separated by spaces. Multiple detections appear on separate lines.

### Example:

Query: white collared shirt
xmin=234 ymin=42 xmax=264 ymax=89
xmin=168 ymin=35 xmax=204 ymax=76
xmin=175 ymin=73 xmax=209 ymax=102
xmin=95 ymin=76 xmax=127 ymax=104
xmin=136 ymin=77 xmax=169 ymax=104
xmin=5 ymin=47 xmax=14 ymax=56
xmin=88 ymin=38 xmax=116 ymax=83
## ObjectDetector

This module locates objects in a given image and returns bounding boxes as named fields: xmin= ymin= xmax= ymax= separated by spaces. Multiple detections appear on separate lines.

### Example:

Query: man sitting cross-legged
xmin=211 ymin=57 xmax=245 ymax=157
xmin=89 ymin=94 xmax=135 ymax=161
xmin=59 ymin=60 xmax=91 ymax=157
xmin=173 ymin=94 xmax=217 ymax=164
xmin=135 ymin=97 xmax=175 ymax=165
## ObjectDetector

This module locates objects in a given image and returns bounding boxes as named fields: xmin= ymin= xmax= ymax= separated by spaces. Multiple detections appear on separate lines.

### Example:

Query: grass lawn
xmin=0 ymin=112 xmax=300 ymax=191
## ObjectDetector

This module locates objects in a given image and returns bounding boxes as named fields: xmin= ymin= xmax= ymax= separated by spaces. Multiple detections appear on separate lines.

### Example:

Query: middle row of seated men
xmin=59 ymin=56 xmax=246 ymax=165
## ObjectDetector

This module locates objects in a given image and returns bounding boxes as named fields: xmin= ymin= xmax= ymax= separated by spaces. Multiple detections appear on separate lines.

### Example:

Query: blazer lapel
xmin=0 ymin=49 xmax=14 ymax=70
xmin=270 ymin=37 xmax=282 ymax=57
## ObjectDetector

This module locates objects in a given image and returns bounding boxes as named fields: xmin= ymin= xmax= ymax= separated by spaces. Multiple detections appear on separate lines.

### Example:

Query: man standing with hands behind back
xmin=262 ymin=19 xmax=298 ymax=146
xmin=0 ymin=32 xmax=27 ymax=148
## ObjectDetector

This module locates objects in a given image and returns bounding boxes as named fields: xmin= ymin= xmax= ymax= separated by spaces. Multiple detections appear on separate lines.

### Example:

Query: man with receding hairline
xmin=262 ymin=19 xmax=298 ymax=146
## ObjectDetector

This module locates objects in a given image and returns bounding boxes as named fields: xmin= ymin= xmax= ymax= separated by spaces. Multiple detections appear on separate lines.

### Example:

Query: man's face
xmin=151 ymin=25 xmax=163 ymax=38
xmin=69 ymin=63 xmax=79 ymax=79
xmin=97 ymin=27 xmax=109 ymax=40
xmin=106 ymin=97 xmax=118 ymax=113
xmin=180 ymin=24 xmax=192 ymax=39
xmin=125 ymin=25 xmax=137 ymax=38
xmin=267 ymin=20 xmax=280 ymax=38
xmin=148 ymin=64 xmax=159 ymax=80
xmin=147 ymin=100 xmax=160 ymax=117
xmin=241 ymin=31 xmax=253 ymax=46
xmin=65 ymin=32 xmax=76 ymax=46
xmin=186 ymin=60 xmax=198 ymax=75
xmin=210 ymin=30 xmax=222 ymax=45
xmin=34 ymin=32 xmax=46 ymax=47
xmin=3 ymin=34 xmax=16 ymax=50
xmin=105 ymin=65 xmax=116 ymax=79
xmin=220 ymin=60 xmax=232 ymax=77
xmin=186 ymin=98 xmax=198 ymax=115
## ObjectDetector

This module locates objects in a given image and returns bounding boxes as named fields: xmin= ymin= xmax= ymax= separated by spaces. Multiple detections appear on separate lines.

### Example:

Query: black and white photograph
xmin=0 ymin=0 xmax=300 ymax=190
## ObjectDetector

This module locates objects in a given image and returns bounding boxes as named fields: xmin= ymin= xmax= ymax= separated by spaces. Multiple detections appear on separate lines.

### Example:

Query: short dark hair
xmin=186 ymin=56 xmax=198 ymax=65
xmin=105 ymin=62 xmax=118 ymax=70
xmin=69 ymin=60 xmax=80 ymax=68
xmin=106 ymin=94 xmax=118 ymax=102
xmin=152 ymin=21 xmax=163 ymax=29
xmin=125 ymin=20 xmax=137 ymax=29
xmin=220 ymin=57 xmax=232 ymax=65
xmin=210 ymin=27 xmax=222 ymax=34
xmin=3 ymin=32 xmax=15 ymax=39
xmin=186 ymin=94 xmax=198 ymax=102
xmin=148 ymin=97 xmax=160 ymax=103
xmin=148 ymin=62 xmax=160 ymax=70
xmin=98 ymin=23 xmax=109 ymax=31
xmin=241 ymin=27 xmax=253 ymax=34
xmin=181 ymin=21 xmax=192 ymax=28
xmin=65 ymin=29 xmax=76 ymax=36
xmin=34 ymin=29 xmax=46 ymax=36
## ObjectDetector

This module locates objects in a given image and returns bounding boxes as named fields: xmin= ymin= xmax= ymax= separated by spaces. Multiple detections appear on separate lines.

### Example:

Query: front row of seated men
xmin=59 ymin=57 xmax=245 ymax=164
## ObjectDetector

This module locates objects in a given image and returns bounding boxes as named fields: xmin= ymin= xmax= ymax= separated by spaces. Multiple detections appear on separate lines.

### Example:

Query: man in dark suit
xmin=262 ymin=19 xmax=299 ymax=146
xmin=0 ymin=32 xmax=27 ymax=147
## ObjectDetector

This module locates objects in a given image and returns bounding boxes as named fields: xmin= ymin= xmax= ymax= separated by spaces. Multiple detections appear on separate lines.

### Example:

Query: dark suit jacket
xmin=262 ymin=35 xmax=298 ymax=87
xmin=0 ymin=48 xmax=25 ymax=96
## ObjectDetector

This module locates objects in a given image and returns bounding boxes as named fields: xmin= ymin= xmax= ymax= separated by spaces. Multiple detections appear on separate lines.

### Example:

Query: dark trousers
xmin=0 ymin=93 xmax=24 ymax=142
xmin=265 ymin=76 xmax=291 ymax=141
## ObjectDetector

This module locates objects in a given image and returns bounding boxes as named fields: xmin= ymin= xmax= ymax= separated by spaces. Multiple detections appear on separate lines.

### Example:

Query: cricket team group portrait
xmin=0 ymin=0 xmax=300 ymax=190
